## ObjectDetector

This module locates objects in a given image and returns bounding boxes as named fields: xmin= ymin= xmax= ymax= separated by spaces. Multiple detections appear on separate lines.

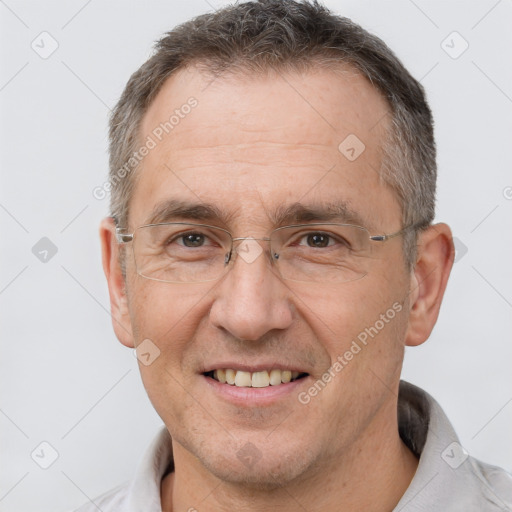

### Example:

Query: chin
xmin=190 ymin=431 xmax=320 ymax=490
xmin=205 ymin=452 xmax=314 ymax=490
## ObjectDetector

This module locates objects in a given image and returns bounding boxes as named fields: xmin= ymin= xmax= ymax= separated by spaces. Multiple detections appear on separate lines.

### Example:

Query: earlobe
xmin=405 ymin=223 xmax=455 ymax=347
xmin=99 ymin=217 xmax=135 ymax=348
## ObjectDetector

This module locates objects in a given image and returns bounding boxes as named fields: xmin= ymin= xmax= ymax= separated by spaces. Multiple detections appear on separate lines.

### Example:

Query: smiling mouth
xmin=204 ymin=369 xmax=309 ymax=388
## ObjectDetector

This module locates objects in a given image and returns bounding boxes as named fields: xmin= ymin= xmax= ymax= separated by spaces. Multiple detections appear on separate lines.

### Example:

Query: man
xmin=83 ymin=0 xmax=511 ymax=510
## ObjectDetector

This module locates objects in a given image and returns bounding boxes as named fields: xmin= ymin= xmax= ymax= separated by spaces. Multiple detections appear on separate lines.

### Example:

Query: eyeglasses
xmin=115 ymin=222 xmax=417 ymax=284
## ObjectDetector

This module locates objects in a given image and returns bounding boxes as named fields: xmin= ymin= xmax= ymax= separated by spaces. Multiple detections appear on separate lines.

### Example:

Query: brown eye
xmin=306 ymin=233 xmax=330 ymax=248
xmin=179 ymin=233 xmax=206 ymax=247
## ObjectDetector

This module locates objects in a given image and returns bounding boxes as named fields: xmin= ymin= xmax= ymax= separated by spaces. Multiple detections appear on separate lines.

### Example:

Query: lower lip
xmin=203 ymin=374 xmax=309 ymax=406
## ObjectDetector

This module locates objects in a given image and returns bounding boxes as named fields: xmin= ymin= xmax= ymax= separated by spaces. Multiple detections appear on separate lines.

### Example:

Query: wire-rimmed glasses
xmin=115 ymin=222 xmax=417 ymax=284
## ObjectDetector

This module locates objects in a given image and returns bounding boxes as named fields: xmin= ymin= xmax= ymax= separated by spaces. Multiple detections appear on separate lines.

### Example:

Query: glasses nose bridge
xmin=227 ymin=236 xmax=275 ymax=266
xmin=231 ymin=236 xmax=271 ymax=243
xmin=231 ymin=236 xmax=272 ymax=253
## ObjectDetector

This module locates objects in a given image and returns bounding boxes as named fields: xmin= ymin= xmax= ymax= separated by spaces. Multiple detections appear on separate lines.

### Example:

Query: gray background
xmin=1 ymin=1 xmax=511 ymax=511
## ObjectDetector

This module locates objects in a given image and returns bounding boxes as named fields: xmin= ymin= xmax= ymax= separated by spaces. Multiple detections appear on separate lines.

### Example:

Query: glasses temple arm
xmin=369 ymin=221 xmax=429 ymax=242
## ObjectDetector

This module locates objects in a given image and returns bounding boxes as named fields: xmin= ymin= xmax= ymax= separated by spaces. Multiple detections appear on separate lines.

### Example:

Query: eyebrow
xmin=143 ymin=199 xmax=367 ymax=229
xmin=270 ymin=201 xmax=367 ymax=227
xmin=144 ymin=199 xmax=233 ymax=226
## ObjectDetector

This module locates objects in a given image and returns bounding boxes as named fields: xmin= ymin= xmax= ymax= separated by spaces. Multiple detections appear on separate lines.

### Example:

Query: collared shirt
xmin=74 ymin=381 xmax=512 ymax=511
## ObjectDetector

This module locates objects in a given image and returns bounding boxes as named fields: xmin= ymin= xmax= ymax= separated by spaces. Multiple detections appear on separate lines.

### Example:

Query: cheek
xmin=127 ymin=279 xmax=214 ymax=370
xmin=294 ymin=273 xmax=409 ymax=379
xmin=296 ymin=281 xmax=409 ymax=424
xmin=127 ymin=281 xmax=216 ymax=426
xmin=295 ymin=281 xmax=387 ymax=340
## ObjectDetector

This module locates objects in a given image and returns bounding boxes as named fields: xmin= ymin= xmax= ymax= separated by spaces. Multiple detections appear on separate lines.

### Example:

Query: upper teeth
xmin=213 ymin=369 xmax=301 ymax=387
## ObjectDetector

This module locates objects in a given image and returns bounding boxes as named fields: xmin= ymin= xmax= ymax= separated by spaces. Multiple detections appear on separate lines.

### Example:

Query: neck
xmin=161 ymin=401 xmax=418 ymax=512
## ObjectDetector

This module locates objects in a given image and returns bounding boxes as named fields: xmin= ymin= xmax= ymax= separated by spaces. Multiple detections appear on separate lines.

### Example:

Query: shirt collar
xmin=395 ymin=381 xmax=510 ymax=510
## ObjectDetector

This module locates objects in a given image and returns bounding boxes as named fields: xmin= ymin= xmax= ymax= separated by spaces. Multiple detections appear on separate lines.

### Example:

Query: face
xmin=111 ymin=65 xmax=416 ymax=486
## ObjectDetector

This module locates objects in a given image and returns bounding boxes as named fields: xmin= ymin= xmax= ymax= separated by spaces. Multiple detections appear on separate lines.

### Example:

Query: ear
xmin=405 ymin=223 xmax=454 ymax=347
xmin=99 ymin=217 xmax=135 ymax=348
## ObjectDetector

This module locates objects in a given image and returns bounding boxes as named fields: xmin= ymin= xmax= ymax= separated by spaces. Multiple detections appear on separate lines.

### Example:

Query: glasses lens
xmin=133 ymin=223 xmax=232 ymax=283
xmin=271 ymin=224 xmax=371 ymax=283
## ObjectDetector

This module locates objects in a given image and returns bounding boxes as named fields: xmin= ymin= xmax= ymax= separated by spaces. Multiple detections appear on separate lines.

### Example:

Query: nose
xmin=209 ymin=239 xmax=294 ymax=341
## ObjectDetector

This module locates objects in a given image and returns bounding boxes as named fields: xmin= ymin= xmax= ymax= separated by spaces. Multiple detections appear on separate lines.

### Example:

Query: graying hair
xmin=109 ymin=0 xmax=436 ymax=268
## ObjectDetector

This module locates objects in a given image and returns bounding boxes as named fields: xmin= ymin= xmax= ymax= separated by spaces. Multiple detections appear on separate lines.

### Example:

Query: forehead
xmin=131 ymin=64 xmax=399 ymax=231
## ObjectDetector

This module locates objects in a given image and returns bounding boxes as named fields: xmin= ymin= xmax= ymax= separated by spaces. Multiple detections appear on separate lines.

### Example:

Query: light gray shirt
xmin=75 ymin=381 xmax=512 ymax=511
